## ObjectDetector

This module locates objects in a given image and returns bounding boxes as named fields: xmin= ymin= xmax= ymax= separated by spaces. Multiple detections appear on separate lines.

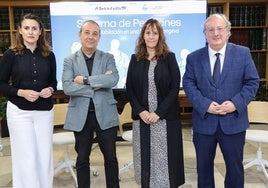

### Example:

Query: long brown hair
xmin=135 ymin=18 xmax=169 ymax=61
xmin=10 ymin=13 xmax=51 ymax=57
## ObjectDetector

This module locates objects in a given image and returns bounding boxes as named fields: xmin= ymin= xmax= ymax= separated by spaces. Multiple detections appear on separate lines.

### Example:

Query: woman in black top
xmin=0 ymin=13 xmax=57 ymax=188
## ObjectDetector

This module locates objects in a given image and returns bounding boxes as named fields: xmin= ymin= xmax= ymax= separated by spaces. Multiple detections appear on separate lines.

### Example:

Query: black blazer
xmin=126 ymin=52 xmax=181 ymax=121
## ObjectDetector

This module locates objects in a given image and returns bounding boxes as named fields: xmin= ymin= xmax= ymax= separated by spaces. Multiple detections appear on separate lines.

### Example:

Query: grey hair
xmin=203 ymin=13 xmax=231 ymax=38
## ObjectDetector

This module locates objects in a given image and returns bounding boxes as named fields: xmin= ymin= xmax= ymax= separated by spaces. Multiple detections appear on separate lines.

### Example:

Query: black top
xmin=83 ymin=51 xmax=95 ymax=111
xmin=0 ymin=48 xmax=57 ymax=111
xmin=83 ymin=52 xmax=95 ymax=75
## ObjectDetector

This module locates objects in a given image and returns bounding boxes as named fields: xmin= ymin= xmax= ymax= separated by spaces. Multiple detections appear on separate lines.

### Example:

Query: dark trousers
xmin=74 ymin=111 xmax=119 ymax=188
xmin=193 ymin=125 xmax=245 ymax=188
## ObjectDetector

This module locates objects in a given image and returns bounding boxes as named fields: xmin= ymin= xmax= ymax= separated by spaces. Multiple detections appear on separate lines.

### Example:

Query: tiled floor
xmin=1 ymin=124 xmax=268 ymax=188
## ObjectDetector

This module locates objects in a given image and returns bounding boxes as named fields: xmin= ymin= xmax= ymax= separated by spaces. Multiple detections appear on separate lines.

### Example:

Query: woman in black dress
xmin=126 ymin=18 xmax=185 ymax=188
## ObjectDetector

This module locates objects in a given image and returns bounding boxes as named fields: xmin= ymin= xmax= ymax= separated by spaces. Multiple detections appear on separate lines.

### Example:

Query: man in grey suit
xmin=62 ymin=20 xmax=120 ymax=188
xmin=183 ymin=14 xmax=259 ymax=188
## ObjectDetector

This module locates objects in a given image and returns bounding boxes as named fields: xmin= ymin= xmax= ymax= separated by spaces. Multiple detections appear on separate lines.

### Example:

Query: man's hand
xmin=219 ymin=100 xmax=236 ymax=114
xmin=105 ymin=70 xmax=112 ymax=75
xmin=207 ymin=101 xmax=221 ymax=114
xmin=73 ymin=75 xmax=84 ymax=85
xmin=207 ymin=100 xmax=236 ymax=115
xmin=73 ymin=70 xmax=112 ymax=86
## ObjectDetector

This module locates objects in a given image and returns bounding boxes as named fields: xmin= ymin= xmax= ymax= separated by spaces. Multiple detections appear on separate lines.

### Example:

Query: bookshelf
xmin=0 ymin=0 xmax=267 ymax=101
xmin=0 ymin=3 xmax=51 ymax=56
xmin=207 ymin=0 xmax=268 ymax=100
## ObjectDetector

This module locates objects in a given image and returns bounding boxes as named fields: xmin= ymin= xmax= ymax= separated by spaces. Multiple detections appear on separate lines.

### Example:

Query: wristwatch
xmin=83 ymin=76 xmax=88 ymax=85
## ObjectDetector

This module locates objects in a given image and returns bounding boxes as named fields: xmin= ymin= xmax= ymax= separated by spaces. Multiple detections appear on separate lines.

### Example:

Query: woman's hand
xmin=39 ymin=87 xmax=53 ymax=98
xmin=139 ymin=111 xmax=160 ymax=125
xmin=147 ymin=112 xmax=160 ymax=124
xmin=18 ymin=89 xmax=40 ymax=102
xmin=139 ymin=110 xmax=151 ymax=124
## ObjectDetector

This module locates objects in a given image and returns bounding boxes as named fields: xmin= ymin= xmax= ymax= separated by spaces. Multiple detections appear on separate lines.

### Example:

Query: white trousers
xmin=7 ymin=101 xmax=54 ymax=188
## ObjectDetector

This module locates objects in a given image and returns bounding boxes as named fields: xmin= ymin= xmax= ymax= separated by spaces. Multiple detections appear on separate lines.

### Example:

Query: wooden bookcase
xmin=0 ymin=0 xmax=267 ymax=108
xmin=208 ymin=0 xmax=268 ymax=101
xmin=0 ymin=0 xmax=267 ymax=88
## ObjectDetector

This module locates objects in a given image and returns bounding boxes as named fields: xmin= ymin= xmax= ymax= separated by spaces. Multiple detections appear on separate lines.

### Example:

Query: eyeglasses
xmin=206 ymin=26 xmax=227 ymax=34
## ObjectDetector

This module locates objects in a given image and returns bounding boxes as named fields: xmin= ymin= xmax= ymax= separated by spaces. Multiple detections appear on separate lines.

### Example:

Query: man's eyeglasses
xmin=206 ymin=26 xmax=227 ymax=34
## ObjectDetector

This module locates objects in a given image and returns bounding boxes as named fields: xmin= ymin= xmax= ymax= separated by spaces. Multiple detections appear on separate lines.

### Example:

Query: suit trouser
xmin=193 ymin=125 xmax=245 ymax=188
xmin=6 ymin=101 xmax=54 ymax=188
xmin=74 ymin=111 xmax=119 ymax=188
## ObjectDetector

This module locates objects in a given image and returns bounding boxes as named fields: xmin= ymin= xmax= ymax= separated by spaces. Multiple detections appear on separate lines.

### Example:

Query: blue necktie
xmin=213 ymin=53 xmax=221 ymax=86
